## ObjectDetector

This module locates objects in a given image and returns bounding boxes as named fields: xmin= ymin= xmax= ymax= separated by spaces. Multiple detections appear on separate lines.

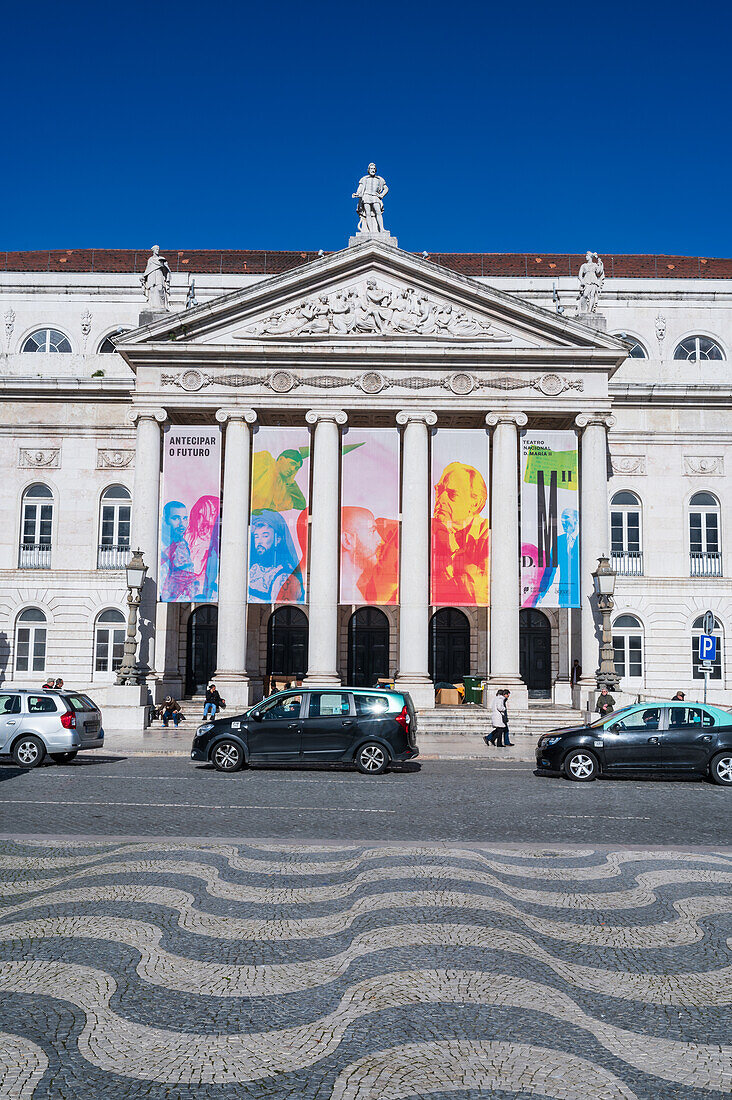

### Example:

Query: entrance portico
xmin=117 ymin=241 xmax=627 ymax=711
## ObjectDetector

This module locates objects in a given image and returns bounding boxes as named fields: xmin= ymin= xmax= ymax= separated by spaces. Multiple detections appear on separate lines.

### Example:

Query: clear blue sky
xmin=3 ymin=0 xmax=730 ymax=255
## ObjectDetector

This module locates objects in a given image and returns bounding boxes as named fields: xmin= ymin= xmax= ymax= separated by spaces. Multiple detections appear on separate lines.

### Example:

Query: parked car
xmin=535 ymin=701 xmax=732 ymax=785
xmin=0 ymin=689 xmax=104 ymax=767
xmin=191 ymin=687 xmax=418 ymax=774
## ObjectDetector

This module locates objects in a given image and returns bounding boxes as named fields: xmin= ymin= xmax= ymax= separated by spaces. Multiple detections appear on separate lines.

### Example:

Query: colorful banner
xmin=159 ymin=426 xmax=221 ymax=603
xmin=248 ymin=427 xmax=310 ymax=604
xmin=520 ymin=430 xmax=580 ymax=608
xmin=431 ymin=429 xmax=490 ymax=605
xmin=340 ymin=429 xmax=399 ymax=604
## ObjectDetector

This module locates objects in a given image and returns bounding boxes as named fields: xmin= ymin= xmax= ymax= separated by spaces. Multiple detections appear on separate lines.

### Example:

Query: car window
xmin=27 ymin=695 xmax=58 ymax=713
xmin=668 ymin=706 xmax=714 ymax=728
xmin=67 ymin=695 xmax=90 ymax=711
xmin=607 ymin=708 xmax=660 ymax=732
xmin=259 ymin=694 xmax=303 ymax=721
xmin=308 ymin=692 xmax=351 ymax=718
xmin=354 ymin=694 xmax=390 ymax=717
xmin=0 ymin=694 xmax=21 ymax=715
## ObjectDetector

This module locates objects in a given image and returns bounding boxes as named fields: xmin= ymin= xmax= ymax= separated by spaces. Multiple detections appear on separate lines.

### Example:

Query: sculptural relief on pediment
xmin=237 ymin=280 xmax=514 ymax=341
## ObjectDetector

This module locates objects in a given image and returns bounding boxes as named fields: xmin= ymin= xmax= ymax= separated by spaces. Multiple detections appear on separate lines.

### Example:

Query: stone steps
xmin=416 ymin=706 xmax=586 ymax=738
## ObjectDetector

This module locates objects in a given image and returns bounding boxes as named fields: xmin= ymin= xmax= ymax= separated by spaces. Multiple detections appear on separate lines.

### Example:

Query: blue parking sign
xmin=699 ymin=634 xmax=717 ymax=662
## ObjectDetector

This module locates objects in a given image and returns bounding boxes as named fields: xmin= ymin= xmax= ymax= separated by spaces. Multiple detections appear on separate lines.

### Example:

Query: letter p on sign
xmin=699 ymin=634 xmax=717 ymax=662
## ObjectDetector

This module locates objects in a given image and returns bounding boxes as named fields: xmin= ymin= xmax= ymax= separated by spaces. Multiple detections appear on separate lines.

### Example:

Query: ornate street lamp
xmin=592 ymin=555 xmax=619 ymax=691
xmin=115 ymin=549 xmax=148 ymax=685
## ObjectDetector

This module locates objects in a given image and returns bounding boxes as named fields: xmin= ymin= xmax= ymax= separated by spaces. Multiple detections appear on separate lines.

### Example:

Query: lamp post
xmin=592 ymin=555 xmax=619 ymax=691
xmin=115 ymin=549 xmax=149 ymax=685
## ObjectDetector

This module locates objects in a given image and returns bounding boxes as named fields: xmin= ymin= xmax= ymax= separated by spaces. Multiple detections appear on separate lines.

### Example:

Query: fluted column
xmin=575 ymin=413 xmax=615 ymax=703
xmin=214 ymin=407 xmax=257 ymax=707
xmin=395 ymin=409 xmax=437 ymax=710
xmin=485 ymin=411 xmax=528 ymax=703
xmin=304 ymin=409 xmax=348 ymax=686
xmin=129 ymin=406 xmax=167 ymax=677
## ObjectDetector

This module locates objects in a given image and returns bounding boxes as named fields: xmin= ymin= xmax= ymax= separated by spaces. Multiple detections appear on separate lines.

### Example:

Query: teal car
xmin=535 ymin=700 xmax=732 ymax=784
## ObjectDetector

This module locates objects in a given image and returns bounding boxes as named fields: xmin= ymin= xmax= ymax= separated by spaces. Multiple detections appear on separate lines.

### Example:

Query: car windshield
xmin=588 ymin=706 xmax=634 ymax=729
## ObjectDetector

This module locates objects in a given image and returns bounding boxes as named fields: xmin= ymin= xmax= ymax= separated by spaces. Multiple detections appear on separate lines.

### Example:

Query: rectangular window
xmin=112 ymin=628 xmax=125 ymax=670
xmin=613 ymin=638 xmax=625 ymax=678
xmin=610 ymin=513 xmax=623 ymax=553
xmin=628 ymin=635 xmax=642 ymax=677
xmin=100 ymin=507 xmax=116 ymax=546
xmin=626 ymin=513 xmax=640 ymax=553
xmin=118 ymin=506 xmax=131 ymax=545
xmin=16 ymin=628 xmax=30 ymax=671
xmin=354 ymin=694 xmax=390 ymax=716
xmin=27 ymin=695 xmax=56 ymax=713
xmin=705 ymin=513 xmax=719 ymax=554
xmin=308 ymin=692 xmax=351 ymax=717
xmin=0 ymin=695 xmax=21 ymax=714
xmin=32 ymin=631 xmax=46 ymax=671
xmin=95 ymin=629 xmax=110 ymax=672
xmin=689 ymin=513 xmax=702 ymax=553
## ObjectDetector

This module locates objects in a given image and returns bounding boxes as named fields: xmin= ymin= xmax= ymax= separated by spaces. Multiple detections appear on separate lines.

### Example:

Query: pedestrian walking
xmin=484 ymin=690 xmax=507 ymax=746
xmin=203 ymin=683 xmax=224 ymax=720
xmin=596 ymin=687 xmax=615 ymax=717
xmin=41 ymin=678 xmax=55 ymax=690
xmin=161 ymin=696 xmax=182 ymax=728
xmin=54 ymin=678 xmax=64 ymax=690
xmin=501 ymin=689 xmax=514 ymax=746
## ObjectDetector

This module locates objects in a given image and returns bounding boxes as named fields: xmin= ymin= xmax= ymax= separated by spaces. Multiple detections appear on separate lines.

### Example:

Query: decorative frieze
xmin=683 ymin=456 xmax=724 ymax=476
xmin=4 ymin=308 xmax=15 ymax=350
xmin=97 ymin=448 xmax=135 ymax=470
xmin=611 ymin=455 xmax=646 ymax=476
xmin=18 ymin=447 xmax=60 ymax=469
xmin=162 ymin=367 xmax=583 ymax=397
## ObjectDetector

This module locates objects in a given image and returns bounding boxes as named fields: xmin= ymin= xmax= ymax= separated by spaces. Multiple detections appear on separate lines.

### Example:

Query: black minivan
xmin=191 ymin=687 xmax=418 ymax=774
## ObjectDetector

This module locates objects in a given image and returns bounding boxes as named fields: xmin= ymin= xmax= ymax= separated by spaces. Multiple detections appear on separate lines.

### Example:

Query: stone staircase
xmin=416 ymin=703 xmax=586 ymax=739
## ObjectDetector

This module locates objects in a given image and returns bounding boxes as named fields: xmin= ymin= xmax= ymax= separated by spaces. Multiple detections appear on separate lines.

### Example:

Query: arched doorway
xmin=267 ymin=607 xmax=308 ymax=678
xmin=348 ymin=608 xmax=389 ymax=686
xmin=429 ymin=608 xmax=470 ymax=684
xmin=519 ymin=608 xmax=551 ymax=695
xmin=186 ymin=606 xmax=218 ymax=695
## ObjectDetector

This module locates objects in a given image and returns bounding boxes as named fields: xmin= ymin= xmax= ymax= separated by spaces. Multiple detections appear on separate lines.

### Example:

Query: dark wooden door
xmin=429 ymin=608 xmax=470 ymax=684
xmin=267 ymin=607 xmax=308 ymax=677
xmin=186 ymin=606 xmax=218 ymax=695
xmin=348 ymin=608 xmax=389 ymax=686
xmin=519 ymin=609 xmax=551 ymax=694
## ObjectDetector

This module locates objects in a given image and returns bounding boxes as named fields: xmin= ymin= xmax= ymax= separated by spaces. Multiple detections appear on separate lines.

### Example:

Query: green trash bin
xmin=463 ymin=676 xmax=483 ymax=704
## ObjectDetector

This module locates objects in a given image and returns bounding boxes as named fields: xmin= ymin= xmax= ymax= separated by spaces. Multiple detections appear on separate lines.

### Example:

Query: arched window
xmin=674 ymin=336 xmax=724 ymax=362
xmin=21 ymin=329 xmax=72 ymax=353
xmin=615 ymin=335 xmax=647 ymax=358
xmin=15 ymin=608 xmax=47 ymax=674
xmin=97 ymin=328 xmax=131 ymax=354
xmin=19 ymin=483 xmax=53 ymax=568
xmin=610 ymin=491 xmax=643 ymax=575
xmin=612 ymin=614 xmax=644 ymax=679
xmin=691 ymin=615 xmax=723 ymax=681
xmin=98 ymin=485 xmax=131 ymax=569
xmin=94 ymin=609 xmax=126 ymax=674
xmin=689 ymin=492 xmax=722 ymax=577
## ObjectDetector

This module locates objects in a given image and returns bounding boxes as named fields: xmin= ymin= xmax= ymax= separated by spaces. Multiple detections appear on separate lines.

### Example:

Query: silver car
xmin=0 ymin=689 xmax=104 ymax=767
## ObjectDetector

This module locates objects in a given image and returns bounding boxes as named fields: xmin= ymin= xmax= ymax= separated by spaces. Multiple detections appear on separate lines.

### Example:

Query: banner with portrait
xmin=520 ymin=430 xmax=580 ymax=608
xmin=248 ymin=427 xmax=310 ymax=604
xmin=430 ymin=429 xmax=490 ymax=606
xmin=340 ymin=429 xmax=399 ymax=604
xmin=159 ymin=426 xmax=221 ymax=603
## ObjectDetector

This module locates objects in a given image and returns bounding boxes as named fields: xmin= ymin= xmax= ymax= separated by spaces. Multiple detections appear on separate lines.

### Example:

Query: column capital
xmin=305 ymin=408 xmax=348 ymax=426
xmin=396 ymin=409 xmax=437 ymax=427
xmin=575 ymin=412 xmax=616 ymax=430
xmin=127 ymin=406 xmax=167 ymax=425
xmin=215 ymin=407 xmax=258 ymax=425
xmin=485 ymin=411 xmax=528 ymax=428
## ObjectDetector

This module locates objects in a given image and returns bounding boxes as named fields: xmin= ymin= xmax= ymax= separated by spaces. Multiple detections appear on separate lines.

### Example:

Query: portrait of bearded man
xmin=431 ymin=461 xmax=490 ymax=605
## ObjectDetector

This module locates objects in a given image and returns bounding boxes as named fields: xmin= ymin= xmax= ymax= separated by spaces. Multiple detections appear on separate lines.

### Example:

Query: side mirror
xmin=251 ymin=710 xmax=263 ymax=722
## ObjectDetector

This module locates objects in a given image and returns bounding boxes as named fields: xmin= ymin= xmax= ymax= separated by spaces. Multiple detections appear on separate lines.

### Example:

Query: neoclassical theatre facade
xmin=0 ymin=241 xmax=730 ymax=710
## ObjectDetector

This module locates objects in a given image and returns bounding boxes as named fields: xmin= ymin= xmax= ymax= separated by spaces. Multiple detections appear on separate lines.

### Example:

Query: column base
xmin=302 ymin=671 xmax=341 ymax=688
xmin=485 ymin=676 xmax=529 ymax=709
xmin=575 ymin=678 xmax=598 ymax=716
xmin=552 ymin=679 xmax=573 ymax=706
xmin=211 ymin=673 xmax=260 ymax=711
xmin=394 ymin=676 xmax=435 ymax=710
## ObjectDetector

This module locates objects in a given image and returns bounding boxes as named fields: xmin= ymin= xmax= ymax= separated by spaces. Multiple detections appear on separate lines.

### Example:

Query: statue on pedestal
xmin=577 ymin=251 xmax=605 ymax=313
xmin=141 ymin=246 xmax=172 ymax=311
xmin=352 ymin=163 xmax=389 ymax=234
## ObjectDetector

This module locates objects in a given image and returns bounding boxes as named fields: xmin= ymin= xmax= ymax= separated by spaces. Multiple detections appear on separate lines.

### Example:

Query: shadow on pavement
xmin=0 ymin=767 xmax=30 ymax=783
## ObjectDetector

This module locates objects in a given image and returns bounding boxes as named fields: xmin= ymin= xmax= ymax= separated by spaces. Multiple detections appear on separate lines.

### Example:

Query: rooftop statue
xmin=577 ymin=251 xmax=605 ymax=314
xmin=352 ymin=163 xmax=389 ymax=235
xmin=141 ymin=245 xmax=172 ymax=311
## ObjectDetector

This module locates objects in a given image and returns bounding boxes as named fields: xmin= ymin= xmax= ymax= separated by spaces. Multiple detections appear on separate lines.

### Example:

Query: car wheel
xmin=710 ymin=752 xmax=732 ymax=787
xmin=13 ymin=736 xmax=46 ymax=769
xmin=563 ymin=749 xmax=598 ymax=782
xmin=355 ymin=742 xmax=389 ymax=775
xmin=211 ymin=740 xmax=244 ymax=773
xmin=51 ymin=751 xmax=78 ymax=764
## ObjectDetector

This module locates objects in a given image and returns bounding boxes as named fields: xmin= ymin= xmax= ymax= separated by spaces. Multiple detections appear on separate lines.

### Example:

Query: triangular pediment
xmin=116 ymin=240 xmax=628 ymax=360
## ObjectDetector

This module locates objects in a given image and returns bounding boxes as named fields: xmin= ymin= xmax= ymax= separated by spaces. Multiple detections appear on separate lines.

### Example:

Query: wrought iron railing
xmin=97 ymin=544 xmax=131 ymax=570
xmin=611 ymin=550 xmax=644 ymax=576
xmin=18 ymin=543 xmax=51 ymax=569
xmin=690 ymin=551 xmax=723 ymax=577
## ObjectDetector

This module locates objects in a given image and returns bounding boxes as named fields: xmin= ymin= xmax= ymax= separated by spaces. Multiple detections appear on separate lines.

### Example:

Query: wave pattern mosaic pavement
xmin=0 ymin=840 xmax=730 ymax=1099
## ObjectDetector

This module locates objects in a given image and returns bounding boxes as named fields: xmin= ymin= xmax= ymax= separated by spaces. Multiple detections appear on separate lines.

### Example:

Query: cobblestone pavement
xmin=0 ymin=839 xmax=730 ymax=1098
